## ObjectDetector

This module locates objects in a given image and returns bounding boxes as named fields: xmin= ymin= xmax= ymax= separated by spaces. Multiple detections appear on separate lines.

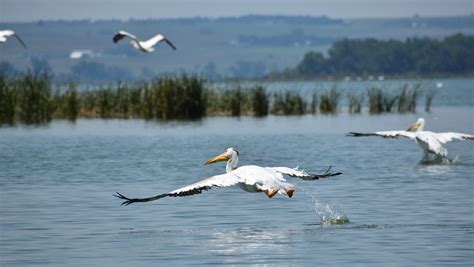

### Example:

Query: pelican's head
xmin=406 ymin=118 xmax=425 ymax=132
xmin=205 ymin=147 xmax=239 ymax=165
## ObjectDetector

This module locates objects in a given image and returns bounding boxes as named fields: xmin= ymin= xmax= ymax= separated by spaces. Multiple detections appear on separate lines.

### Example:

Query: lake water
xmin=1 ymin=80 xmax=473 ymax=266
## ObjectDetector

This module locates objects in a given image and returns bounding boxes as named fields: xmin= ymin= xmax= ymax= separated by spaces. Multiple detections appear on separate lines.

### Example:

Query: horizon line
xmin=1 ymin=13 xmax=473 ymax=24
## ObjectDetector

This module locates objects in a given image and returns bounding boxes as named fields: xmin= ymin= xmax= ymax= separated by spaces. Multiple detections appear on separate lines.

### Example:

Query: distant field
xmin=0 ymin=15 xmax=472 ymax=80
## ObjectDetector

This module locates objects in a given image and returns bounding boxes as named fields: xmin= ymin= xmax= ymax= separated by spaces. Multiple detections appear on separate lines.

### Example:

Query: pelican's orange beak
xmin=406 ymin=122 xmax=421 ymax=132
xmin=205 ymin=152 xmax=229 ymax=165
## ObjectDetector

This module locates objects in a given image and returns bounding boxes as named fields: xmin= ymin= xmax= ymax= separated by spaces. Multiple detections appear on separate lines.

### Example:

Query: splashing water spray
xmin=301 ymin=185 xmax=350 ymax=226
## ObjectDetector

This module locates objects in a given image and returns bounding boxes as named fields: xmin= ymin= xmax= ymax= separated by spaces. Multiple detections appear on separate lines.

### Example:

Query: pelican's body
xmin=349 ymin=118 xmax=474 ymax=160
xmin=0 ymin=30 xmax=27 ymax=49
xmin=114 ymin=148 xmax=342 ymax=205
xmin=113 ymin=30 xmax=176 ymax=53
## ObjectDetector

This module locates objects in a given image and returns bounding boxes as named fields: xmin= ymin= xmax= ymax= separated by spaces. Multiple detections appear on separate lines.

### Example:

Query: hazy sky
xmin=1 ymin=0 xmax=473 ymax=22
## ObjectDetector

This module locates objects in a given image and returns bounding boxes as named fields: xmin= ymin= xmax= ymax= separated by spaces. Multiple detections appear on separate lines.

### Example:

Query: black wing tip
xmin=309 ymin=165 xmax=343 ymax=179
xmin=165 ymin=39 xmax=177 ymax=50
xmin=312 ymin=172 xmax=343 ymax=179
xmin=347 ymin=132 xmax=363 ymax=136
xmin=13 ymin=34 xmax=27 ymax=49
xmin=113 ymin=191 xmax=133 ymax=206
xmin=113 ymin=33 xmax=125 ymax=43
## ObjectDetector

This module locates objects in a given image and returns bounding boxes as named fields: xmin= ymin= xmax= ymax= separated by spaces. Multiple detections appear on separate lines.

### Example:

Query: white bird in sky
xmin=112 ymin=30 xmax=176 ymax=53
xmin=114 ymin=148 xmax=342 ymax=205
xmin=348 ymin=118 xmax=474 ymax=160
xmin=0 ymin=30 xmax=27 ymax=49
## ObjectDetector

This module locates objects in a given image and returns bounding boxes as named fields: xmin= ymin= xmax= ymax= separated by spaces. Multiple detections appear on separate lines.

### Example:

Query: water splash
xmin=312 ymin=198 xmax=350 ymax=226
xmin=303 ymin=189 xmax=349 ymax=226
xmin=419 ymin=154 xmax=458 ymax=165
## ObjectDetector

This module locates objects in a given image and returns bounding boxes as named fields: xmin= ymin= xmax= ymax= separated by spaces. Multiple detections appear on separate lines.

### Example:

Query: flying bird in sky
xmin=0 ymin=30 xmax=27 ymax=49
xmin=112 ymin=30 xmax=176 ymax=53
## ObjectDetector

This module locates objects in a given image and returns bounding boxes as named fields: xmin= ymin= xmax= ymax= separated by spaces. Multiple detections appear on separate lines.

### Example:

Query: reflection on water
xmin=208 ymin=227 xmax=291 ymax=257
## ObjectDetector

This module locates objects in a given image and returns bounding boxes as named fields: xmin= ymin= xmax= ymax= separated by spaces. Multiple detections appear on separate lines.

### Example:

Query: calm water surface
xmin=1 ymin=93 xmax=473 ymax=265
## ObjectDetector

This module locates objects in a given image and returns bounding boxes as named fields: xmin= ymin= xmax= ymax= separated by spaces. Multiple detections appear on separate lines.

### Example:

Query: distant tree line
xmin=292 ymin=33 xmax=474 ymax=77
xmin=238 ymin=29 xmax=336 ymax=47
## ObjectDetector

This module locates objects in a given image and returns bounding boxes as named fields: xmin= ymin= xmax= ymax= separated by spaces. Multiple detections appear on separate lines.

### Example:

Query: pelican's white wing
xmin=169 ymin=173 xmax=241 ymax=195
xmin=267 ymin=166 xmax=342 ymax=180
xmin=433 ymin=132 xmax=474 ymax=143
xmin=0 ymin=30 xmax=15 ymax=38
xmin=0 ymin=30 xmax=27 ymax=48
xmin=114 ymin=172 xmax=242 ymax=205
xmin=349 ymin=131 xmax=417 ymax=139
xmin=113 ymin=30 xmax=139 ymax=43
xmin=142 ymin=34 xmax=177 ymax=50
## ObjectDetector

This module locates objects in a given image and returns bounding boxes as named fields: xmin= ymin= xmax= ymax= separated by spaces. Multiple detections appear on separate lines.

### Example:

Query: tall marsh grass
xmin=271 ymin=91 xmax=307 ymax=115
xmin=0 ymin=73 xmax=439 ymax=125
xmin=16 ymin=72 xmax=53 ymax=124
xmin=367 ymin=84 xmax=422 ymax=113
xmin=319 ymin=86 xmax=342 ymax=114
xmin=0 ymin=75 xmax=17 ymax=125
xmin=348 ymin=91 xmax=364 ymax=113
xmin=397 ymin=84 xmax=420 ymax=113
xmin=424 ymin=86 xmax=438 ymax=112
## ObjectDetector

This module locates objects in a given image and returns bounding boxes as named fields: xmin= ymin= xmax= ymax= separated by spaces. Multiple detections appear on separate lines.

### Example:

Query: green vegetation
xmin=6 ymin=72 xmax=53 ymax=124
xmin=271 ymin=91 xmax=307 ymax=115
xmin=348 ymin=91 xmax=364 ymax=114
xmin=367 ymin=84 xmax=421 ymax=114
xmin=424 ymin=87 xmax=438 ymax=112
xmin=319 ymin=87 xmax=342 ymax=114
xmin=294 ymin=33 xmax=474 ymax=78
xmin=0 ymin=72 xmax=439 ymax=125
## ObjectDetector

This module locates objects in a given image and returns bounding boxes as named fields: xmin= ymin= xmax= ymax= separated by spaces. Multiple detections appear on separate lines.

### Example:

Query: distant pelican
xmin=348 ymin=118 xmax=474 ymax=161
xmin=70 ymin=49 xmax=95 ymax=59
xmin=0 ymin=30 xmax=27 ymax=49
xmin=114 ymin=147 xmax=342 ymax=205
xmin=113 ymin=30 xmax=176 ymax=53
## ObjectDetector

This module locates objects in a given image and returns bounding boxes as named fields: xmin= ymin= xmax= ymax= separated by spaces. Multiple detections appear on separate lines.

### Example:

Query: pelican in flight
xmin=112 ymin=30 xmax=176 ymax=53
xmin=114 ymin=148 xmax=342 ymax=205
xmin=348 ymin=118 xmax=474 ymax=160
xmin=0 ymin=30 xmax=27 ymax=49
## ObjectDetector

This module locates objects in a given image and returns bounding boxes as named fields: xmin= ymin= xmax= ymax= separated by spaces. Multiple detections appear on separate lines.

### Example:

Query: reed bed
xmin=348 ymin=91 xmax=364 ymax=113
xmin=271 ymin=91 xmax=307 ymax=115
xmin=366 ymin=83 xmax=426 ymax=114
xmin=4 ymin=72 xmax=53 ymax=125
xmin=319 ymin=86 xmax=342 ymax=114
xmin=424 ymin=86 xmax=438 ymax=112
xmin=397 ymin=84 xmax=420 ymax=113
xmin=0 ymin=72 xmax=439 ymax=125
xmin=0 ymin=75 xmax=17 ymax=125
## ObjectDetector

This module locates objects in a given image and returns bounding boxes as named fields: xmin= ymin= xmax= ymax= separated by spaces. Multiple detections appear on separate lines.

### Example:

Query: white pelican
xmin=114 ymin=148 xmax=342 ymax=205
xmin=0 ymin=30 xmax=27 ymax=49
xmin=113 ymin=30 xmax=176 ymax=53
xmin=348 ymin=118 xmax=474 ymax=160
xmin=70 ymin=49 xmax=95 ymax=59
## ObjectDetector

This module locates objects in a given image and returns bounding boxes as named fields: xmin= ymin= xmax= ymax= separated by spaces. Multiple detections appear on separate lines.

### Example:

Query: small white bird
xmin=70 ymin=49 xmax=95 ymax=59
xmin=0 ymin=30 xmax=27 ymax=49
xmin=348 ymin=118 xmax=474 ymax=161
xmin=114 ymin=147 xmax=342 ymax=205
xmin=112 ymin=30 xmax=176 ymax=53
